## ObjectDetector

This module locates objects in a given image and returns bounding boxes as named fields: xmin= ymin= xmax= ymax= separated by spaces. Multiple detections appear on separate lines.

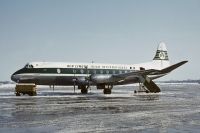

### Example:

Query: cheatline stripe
xmin=16 ymin=73 xmax=89 ymax=77
xmin=154 ymin=52 xmax=168 ymax=55
xmin=154 ymin=54 xmax=168 ymax=56
xmin=16 ymin=73 xmax=167 ymax=78
xmin=156 ymin=50 xmax=167 ymax=52
xmin=154 ymin=51 xmax=168 ymax=54
xmin=154 ymin=57 xmax=169 ymax=60
xmin=154 ymin=55 xmax=169 ymax=58
xmin=153 ymin=58 xmax=169 ymax=61
xmin=155 ymin=50 xmax=168 ymax=52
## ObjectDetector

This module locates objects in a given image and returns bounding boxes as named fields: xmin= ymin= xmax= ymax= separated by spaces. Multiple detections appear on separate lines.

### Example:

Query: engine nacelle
xmin=75 ymin=77 xmax=89 ymax=85
xmin=89 ymin=74 xmax=113 ymax=84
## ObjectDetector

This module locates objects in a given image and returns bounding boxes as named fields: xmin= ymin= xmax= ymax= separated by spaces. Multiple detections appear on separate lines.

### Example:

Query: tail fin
xmin=153 ymin=42 xmax=169 ymax=61
xmin=153 ymin=42 xmax=170 ymax=69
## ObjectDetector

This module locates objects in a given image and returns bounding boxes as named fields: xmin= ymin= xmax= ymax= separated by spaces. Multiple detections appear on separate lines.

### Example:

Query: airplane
xmin=11 ymin=42 xmax=188 ymax=94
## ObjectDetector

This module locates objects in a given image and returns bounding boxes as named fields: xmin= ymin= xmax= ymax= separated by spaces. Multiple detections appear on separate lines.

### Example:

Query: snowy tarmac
xmin=0 ymin=83 xmax=200 ymax=133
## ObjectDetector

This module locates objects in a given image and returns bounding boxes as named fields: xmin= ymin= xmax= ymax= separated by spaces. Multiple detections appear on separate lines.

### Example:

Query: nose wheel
xmin=103 ymin=88 xmax=111 ymax=94
xmin=81 ymin=88 xmax=88 ymax=94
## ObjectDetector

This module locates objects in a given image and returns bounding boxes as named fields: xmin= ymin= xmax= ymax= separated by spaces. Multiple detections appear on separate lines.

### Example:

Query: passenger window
xmin=119 ymin=71 xmax=122 ymax=74
xmin=93 ymin=70 xmax=96 ymax=74
xmin=100 ymin=70 xmax=103 ymax=74
xmin=87 ymin=70 xmax=90 ymax=74
xmin=73 ymin=69 xmax=76 ymax=73
xmin=113 ymin=70 xmax=116 ymax=74
xmin=80 ymin=69 xmax=84 ymax=74
xmin=106 ymin=70 xmax=109 ymax=74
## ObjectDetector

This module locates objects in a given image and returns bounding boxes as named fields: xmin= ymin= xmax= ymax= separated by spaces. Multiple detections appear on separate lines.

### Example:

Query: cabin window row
xmin=72 ymin=69 xmax=134 ymax=74
xmin=67 ymin=65 xmax=88 ymax=69
xmin=66 ymin=64 xmax=135 ymax=70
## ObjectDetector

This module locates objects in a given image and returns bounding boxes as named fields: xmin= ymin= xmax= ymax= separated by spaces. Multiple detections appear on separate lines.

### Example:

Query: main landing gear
xmin=78 ymin=84 xmax=113 ymax=94
xmin=103 ymin=88 xmax=112 ymax=94
xmin=78 ymin=85 xmax=89 ymax=94
xmin=97 ymin=84 xmax=113 ymax=94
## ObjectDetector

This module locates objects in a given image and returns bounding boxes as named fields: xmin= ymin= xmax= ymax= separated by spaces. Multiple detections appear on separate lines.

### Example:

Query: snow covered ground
xmin=0 ymin=83 xmax=200 ymax=133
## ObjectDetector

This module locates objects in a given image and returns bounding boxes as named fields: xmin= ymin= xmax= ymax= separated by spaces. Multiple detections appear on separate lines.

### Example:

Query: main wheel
xmin=81 ymin=88 xmax=88 ymax=94
xmin=103 ymin=89 xmax=111 ymax=94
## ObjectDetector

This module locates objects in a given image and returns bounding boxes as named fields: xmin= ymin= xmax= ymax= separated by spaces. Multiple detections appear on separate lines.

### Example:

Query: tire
xmin=103 ymin=89 xmax=111 ymax=94
xmin=81 ymin=88 xmax=88 ymax=94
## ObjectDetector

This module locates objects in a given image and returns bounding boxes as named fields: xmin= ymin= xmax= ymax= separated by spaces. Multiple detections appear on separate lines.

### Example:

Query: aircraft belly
xmin=37 ymin=76 xmax=77 ymax=86
xmin=18 ymin=74 xmax=76 ymax=86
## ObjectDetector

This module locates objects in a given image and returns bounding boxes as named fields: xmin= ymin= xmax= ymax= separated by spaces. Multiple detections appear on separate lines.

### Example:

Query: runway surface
xmin=0 ymin=83 xmax=200 ymax=133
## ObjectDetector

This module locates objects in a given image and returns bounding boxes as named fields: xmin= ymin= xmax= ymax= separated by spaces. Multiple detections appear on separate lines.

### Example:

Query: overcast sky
xmin=0 ymin=0 xmax=199 ymax=81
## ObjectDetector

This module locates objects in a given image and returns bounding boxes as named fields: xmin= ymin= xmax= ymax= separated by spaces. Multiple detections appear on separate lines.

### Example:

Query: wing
xmin=111 ymin=69 xmax=161 ymax=92
xmin=88 ymin=61 xmax=187 ymax=93
xmin=157 ymin=61 xmax=188 ymax=74
xmin=113 ymin=61 xmax=188 ymax=79
xmin=111 ymin=61 xmax=188 ymax=93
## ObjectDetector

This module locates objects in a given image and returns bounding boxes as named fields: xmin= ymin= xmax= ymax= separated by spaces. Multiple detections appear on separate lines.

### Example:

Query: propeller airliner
xmin=11 ymin=42 xmax=188 ymax=94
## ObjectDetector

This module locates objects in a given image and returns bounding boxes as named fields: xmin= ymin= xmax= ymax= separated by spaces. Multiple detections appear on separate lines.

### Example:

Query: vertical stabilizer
xmin=153 ymin=42 xmax=170 ymax=69
xmin=153 ymin=42 xmax=169 ymax=61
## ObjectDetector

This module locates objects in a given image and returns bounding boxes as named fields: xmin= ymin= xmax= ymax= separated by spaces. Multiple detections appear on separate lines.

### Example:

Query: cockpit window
xmin=24 ymin=64 xmax=28 ymax=68
xmin=24 ymin=63 xmax=34 ymax=69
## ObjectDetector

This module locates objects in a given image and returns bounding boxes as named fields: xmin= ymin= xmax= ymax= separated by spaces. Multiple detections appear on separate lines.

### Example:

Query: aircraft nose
xmin=11 ymin=73 xmax=18 ymax=82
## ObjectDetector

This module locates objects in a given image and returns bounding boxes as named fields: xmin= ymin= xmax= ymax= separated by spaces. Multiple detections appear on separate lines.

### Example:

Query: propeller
xmin=85 ymin=66 xmax=91 ymax=91
xmin=72 ymin=68 xmax=77 ymax=93
xmin=72 ymin=78 xmax=76 ymax=93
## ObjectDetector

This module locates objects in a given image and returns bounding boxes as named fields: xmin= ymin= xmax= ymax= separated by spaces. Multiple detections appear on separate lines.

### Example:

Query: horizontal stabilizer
xmin=159 ymin=61 xmax=188 ymax=74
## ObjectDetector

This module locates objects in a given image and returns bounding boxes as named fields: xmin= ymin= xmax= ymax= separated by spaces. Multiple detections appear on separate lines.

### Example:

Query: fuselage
xmin=10 ymin=42 xmax=188 ymax=95
xmin=11 ymin=61 xmax=166 ymax=86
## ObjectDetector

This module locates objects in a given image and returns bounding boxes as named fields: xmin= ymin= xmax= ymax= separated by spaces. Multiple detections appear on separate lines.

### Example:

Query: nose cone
xmin=11 ymin=70 xmax=21 ymax=83
xmin=11 ymin=68 xmax=24 ymax=82
xmin=11 ymin=73 xmax=18 ymax=82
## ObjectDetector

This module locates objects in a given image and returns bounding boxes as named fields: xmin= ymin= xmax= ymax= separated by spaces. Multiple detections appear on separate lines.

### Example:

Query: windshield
xmin=24 ymin=63 xmax=33 ymax=68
